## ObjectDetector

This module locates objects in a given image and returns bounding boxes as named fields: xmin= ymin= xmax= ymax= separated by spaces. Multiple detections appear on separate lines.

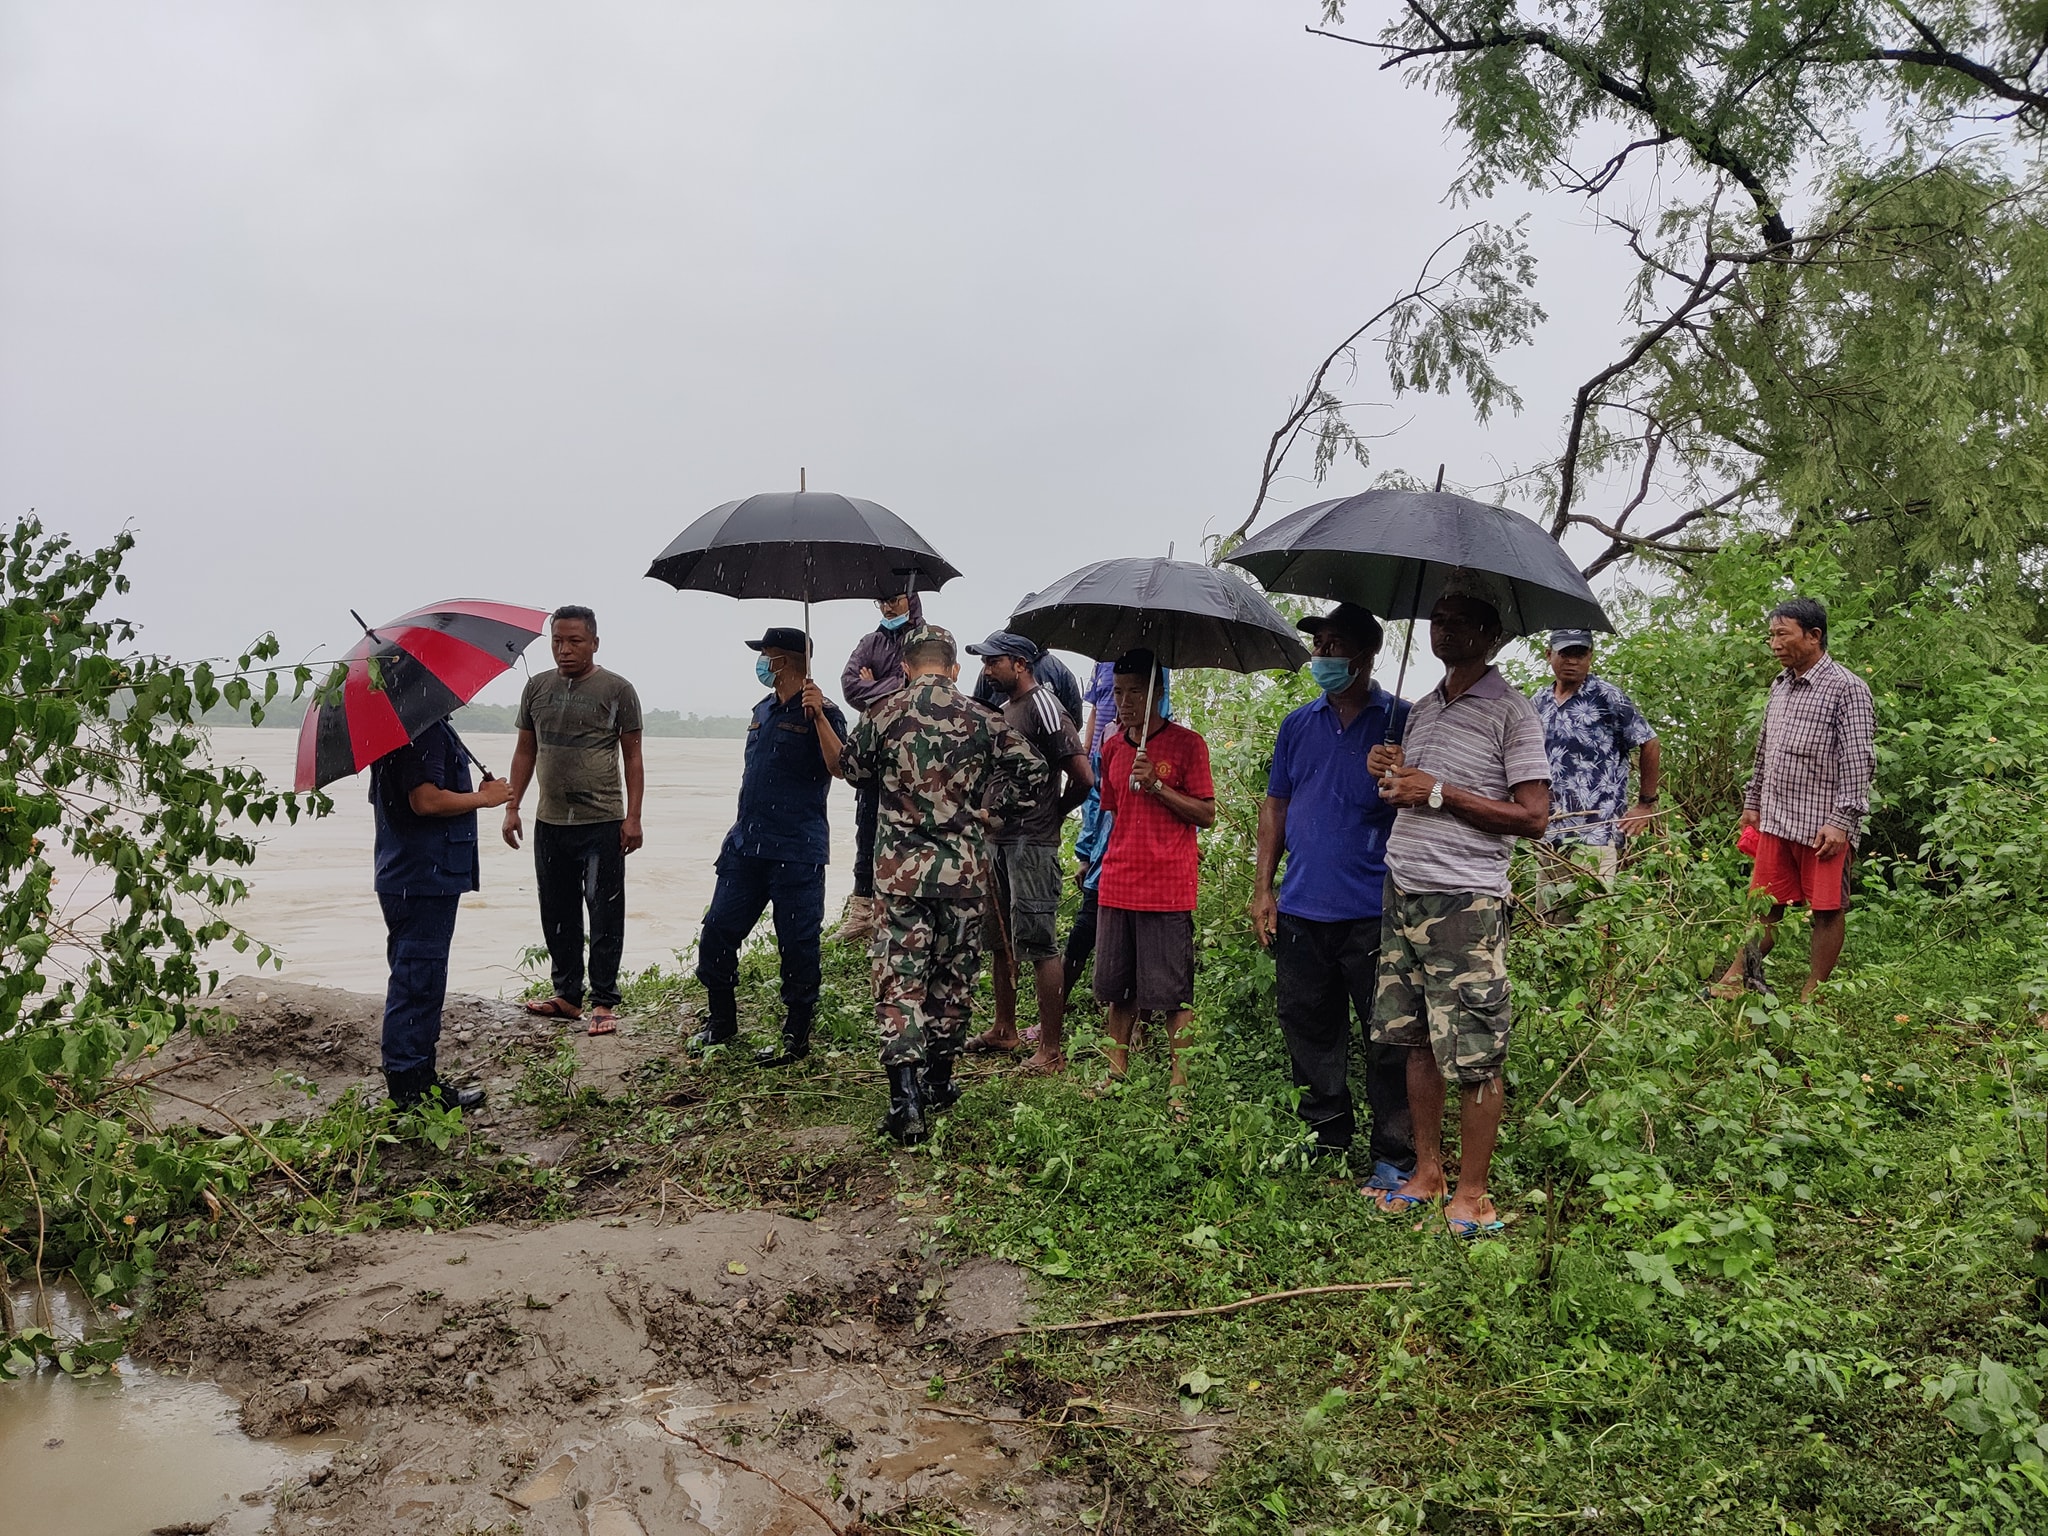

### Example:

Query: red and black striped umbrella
xmin=294 ymin=598 xmax=549 ymax=791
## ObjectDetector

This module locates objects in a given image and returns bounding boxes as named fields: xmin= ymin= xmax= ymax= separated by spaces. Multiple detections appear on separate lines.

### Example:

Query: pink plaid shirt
xmin=1744 ymin=654 xmax=1876 ymax=845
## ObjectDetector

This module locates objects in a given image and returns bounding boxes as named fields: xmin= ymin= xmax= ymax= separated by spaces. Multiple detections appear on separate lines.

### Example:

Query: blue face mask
xmin=756 ymin=655 xmax=777 ymax=688
xmin=1308 ymin=656 xmax=1355 ymax=693
xmin=879 ymin=612 xmax=910 ymax=631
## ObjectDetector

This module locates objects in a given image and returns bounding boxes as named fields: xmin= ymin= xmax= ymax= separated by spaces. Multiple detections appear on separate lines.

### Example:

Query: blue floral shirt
xmin=1532 ymin=675 xmax=1656 ymax=847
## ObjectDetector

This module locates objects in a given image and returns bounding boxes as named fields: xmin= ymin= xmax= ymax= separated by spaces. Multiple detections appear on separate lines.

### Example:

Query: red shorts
xmin=1750 ymin=831 xmax=1848 ymax=912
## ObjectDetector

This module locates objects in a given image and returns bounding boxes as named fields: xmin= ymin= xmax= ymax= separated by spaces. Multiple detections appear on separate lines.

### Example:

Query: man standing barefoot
xmin=502 ymin=606 xmax=644 ymax=1035
xmin=1365 ymin=575 xmax=1550 ymax=1238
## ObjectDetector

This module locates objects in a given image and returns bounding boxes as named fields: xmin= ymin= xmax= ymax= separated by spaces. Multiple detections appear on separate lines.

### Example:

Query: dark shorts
xmin=986 ymin=842 xmax=1063 ymax=964
xmin=1092 ymin=906 xmax=1194 ymax=1011
xmin=1751 ymin=832 xmax=1850 ymax=912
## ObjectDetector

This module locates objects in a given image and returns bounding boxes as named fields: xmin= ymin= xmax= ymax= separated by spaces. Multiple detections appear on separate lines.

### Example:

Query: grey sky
xmin=0 ymin=1 xmax=1634 ymax=713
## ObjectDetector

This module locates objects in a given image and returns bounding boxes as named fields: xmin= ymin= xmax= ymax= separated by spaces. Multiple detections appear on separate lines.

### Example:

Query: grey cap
xmin=965 ymin=630 xmax=1039 ymax=662
xmin=1548 ymin=629 xmax=1595 ymax=653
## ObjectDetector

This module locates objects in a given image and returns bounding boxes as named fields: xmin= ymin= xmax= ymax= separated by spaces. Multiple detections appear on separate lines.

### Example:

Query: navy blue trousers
xmin=695 ymin=851 xmax=825 ymax=1022
xmin=380 ymin=892 xmax=461 ymax=1075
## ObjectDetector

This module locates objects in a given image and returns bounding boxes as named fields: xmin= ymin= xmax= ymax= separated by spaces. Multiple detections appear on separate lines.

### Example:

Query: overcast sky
xmin=0 ymin=1 xmax=1637 ymax=714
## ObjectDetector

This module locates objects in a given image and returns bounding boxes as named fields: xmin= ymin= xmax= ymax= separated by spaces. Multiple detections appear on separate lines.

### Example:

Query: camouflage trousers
xmin=871 ymin=895 xmax=985 ymax=1067
xmin=1370 ymin=885 xmax=1511 ymax=1085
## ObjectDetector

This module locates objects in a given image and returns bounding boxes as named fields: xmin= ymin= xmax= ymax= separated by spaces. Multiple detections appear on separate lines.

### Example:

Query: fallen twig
xmin=109 ymin=1050 xmax=216 ymax=1092
xmin=659 ymin=1421 xmax=845 ymax=1533
xmin=981 ymin=1279 xmax=1412 ymax=1340
xmin=145 ymin=1084 xmax=331 ymax=1213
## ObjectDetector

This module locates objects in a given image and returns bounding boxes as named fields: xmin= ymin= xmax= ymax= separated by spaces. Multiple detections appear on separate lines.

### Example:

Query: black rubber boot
xmin=753 ymin=1011 xmax=813 ymax=1067
xmin=689 ymin=989 xmax=739 ymax=1052
xmin=384 ymin=1066 xmax=430 ymax=1109
xmin=878 ymin=1062 xmax=926 ymax=1143
xmin=921 ymin=1044 xmax=962 ymax=1114
xmin=424 ymin=1074 xmax=487 ymax=1111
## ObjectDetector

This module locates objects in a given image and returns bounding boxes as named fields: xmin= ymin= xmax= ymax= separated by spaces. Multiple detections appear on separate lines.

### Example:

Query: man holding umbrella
xmin=1250 ymin=603 xmax=1413 ymax=1181
xmin=834 ymin=586 xmax=923 ymax=947
xmin=1365 ymin=572 xmax=1551 ymax=1237
xmin=690 ymin=627 xmax=849 ymax=1064
xmin=370 ymin=717 xmax=511 ymax=1110
xmin=840 ymin=626 xmax=1047 ymax=1141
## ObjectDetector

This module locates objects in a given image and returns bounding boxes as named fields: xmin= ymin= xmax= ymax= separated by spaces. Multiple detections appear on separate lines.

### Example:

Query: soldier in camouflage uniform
xmin=838 ymin=624 xmax=1048 ymax=1142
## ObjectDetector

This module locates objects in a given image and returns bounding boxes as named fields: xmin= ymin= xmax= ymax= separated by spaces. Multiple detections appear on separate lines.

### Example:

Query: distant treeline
xmin=202 ymin=697 xmax=749 ymax=738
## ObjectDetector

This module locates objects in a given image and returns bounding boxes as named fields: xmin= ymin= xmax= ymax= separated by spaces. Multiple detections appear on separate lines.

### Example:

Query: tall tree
xmin=1300 ymin=1 xmax=2048 ymax=583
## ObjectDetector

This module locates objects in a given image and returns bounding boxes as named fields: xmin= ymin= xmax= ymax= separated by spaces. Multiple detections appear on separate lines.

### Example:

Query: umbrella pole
xmin=1385 ymin=562 xmax=1427 ymax=745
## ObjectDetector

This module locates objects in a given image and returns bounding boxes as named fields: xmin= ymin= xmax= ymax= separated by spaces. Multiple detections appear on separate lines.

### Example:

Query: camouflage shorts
xmin=1370 ymin=886 xmax=1510 ymax=1084
xmin=871 ymin=895 xmax=985 ymax=1067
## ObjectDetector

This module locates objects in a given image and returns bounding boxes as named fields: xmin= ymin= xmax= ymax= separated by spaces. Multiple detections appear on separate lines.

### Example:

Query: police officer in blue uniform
xmin=370 ymin=717 xmax=511 ymax=1109
xmin=691 ymin=628 xmax=848 ymax=1064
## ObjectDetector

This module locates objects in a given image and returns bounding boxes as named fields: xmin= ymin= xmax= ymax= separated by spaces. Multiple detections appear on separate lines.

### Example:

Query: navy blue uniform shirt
xmin=370 ymin=720 xmax=480 ymax=897
xmin=723 ymin=690 xmax=849 ymax=865
xmin=1266 ymin=684 xmax=1410 ymax=922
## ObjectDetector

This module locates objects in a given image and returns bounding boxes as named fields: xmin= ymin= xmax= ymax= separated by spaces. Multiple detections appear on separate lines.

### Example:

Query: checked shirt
xmin=1743 ymin=653 xmax=1877 ymax=846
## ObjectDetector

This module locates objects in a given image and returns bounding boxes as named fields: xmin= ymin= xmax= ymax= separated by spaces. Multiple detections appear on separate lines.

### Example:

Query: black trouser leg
xmin=584 ymin=821 xmax=626 ymax=1009
xmin=696 ymin=851 xmax=774 ymax=1016
xmin=767 ymin=860 xmax=826 ymax=1029
xmin=853 ymin=778 xmax=880 ymax=899
xmin=1348 ymin=914 xmax=1416 ymax=1173
xmin=379 ymin=893 xmax=461 ymax=1076
xmin=1274 ymin=913 xmax=1358 ymax=1150
xmin=534 ymin=820 xmax=587 ymax=1007
xmin=1062 ymin=886 xmax=1099 ymax=1000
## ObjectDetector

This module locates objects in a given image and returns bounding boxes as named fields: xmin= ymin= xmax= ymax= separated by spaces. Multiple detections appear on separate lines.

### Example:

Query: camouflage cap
xmin=900 ymin=624 xmax=957 ymax=665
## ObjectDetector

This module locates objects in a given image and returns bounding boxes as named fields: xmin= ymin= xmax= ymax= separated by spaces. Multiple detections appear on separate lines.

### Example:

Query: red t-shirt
xmin=1098 ymin=721 xmax=1214 ymax=912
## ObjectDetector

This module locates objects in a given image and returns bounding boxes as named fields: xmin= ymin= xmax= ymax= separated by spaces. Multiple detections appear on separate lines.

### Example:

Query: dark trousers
xmin=380 ymin=893 xmax=461 ymax=1075
xmin=1062 ymin=885 xmax=1100 ymax=982
xmin=695 ymin=851 xmax=826 ymax=1024
xmin=1274 ymin=912 xmax=1414 ymax=1165
xmin=535 ymin=819 xmax=626 ymax=1010
xmin=853 ymin=778 xmax=880 ymax=898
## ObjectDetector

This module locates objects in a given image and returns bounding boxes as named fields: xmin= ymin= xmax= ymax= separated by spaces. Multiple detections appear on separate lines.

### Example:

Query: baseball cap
xmin=745 ymin=627 xmax=811 ymax=654
xmin=965 ymin=630 xmax=1039 ymax=662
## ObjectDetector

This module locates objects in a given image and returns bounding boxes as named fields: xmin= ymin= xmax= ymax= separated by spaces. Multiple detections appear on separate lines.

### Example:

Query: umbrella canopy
xmin=1223 ymin=489 xmax=1611 ymax=637
xmin=645 ymin=491 xmax=962 ymax=602
xmin=1006 ymin=557 xmax=1310 ymax=673
xmin=295 ymin=599 xmax=548 ymax=791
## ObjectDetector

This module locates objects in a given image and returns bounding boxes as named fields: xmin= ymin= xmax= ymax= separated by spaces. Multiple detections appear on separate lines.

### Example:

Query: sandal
xmin=524 ymin=997 xmax=582 ymax=1021
xmin=586 ymin=1009 xmax=617 ymax=1036
xmin=1446 ymin=1215 xmax=1507 ymax=1239
xmin=1371 ymin=1190 xmax=1435 ymax=1215
xmin=962 ymin=1030 xmax=1025 ymax=1056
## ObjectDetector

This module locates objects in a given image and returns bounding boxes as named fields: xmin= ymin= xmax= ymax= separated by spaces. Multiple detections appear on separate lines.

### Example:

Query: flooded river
xmin=0 ymin=1280 xmax=343 ymax=1536
xmin=72 ymin=727 xmax=859 ymax=998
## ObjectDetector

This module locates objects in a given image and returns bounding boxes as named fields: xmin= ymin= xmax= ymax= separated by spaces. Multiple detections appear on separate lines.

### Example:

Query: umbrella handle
xmin=1132 ymin=664 xmax=1156 ymax=790
xmin=1385 ymin=560 xmax=1427 ymax=745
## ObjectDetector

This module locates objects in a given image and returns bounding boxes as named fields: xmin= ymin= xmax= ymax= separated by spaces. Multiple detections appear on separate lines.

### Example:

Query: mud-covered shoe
xmin=831 ymin=894 xmax=882 ymax=947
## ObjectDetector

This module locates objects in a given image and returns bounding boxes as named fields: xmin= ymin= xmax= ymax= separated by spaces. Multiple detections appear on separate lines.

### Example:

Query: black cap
xmin=1298 ymin=602 xmax=1385 ymax=651
xmin=1548 ymin=629 xmax=1595 ymax=653
xmin=745 ymin=627 xmax=811 ymax=654
xmin=965 ymin=630 xmax=1039 ymax=662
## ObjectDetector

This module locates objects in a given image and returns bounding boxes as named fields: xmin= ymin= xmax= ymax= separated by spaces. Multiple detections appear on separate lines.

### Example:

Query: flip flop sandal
xmin=1371 ymin=1190 xmax=1434 ymax=1215
xmin=1013 ymin=1058 xmax=1067 ymax=1078
xmin=962 ymin=1031 xmax=1026 ymax=1056
xmin=1363 ymin=1159 xmax=1412 ymax=1193
xmin=1446 ymin=1215 xmax=1508 ymax=1239
xmin=524 ymin=997 xmax=582 ymax=1021
xmin=586 ymin=1011 xmax=617 ymax=1036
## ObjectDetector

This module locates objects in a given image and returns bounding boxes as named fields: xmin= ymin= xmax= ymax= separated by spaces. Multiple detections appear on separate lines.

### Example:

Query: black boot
xmin=689 ymin=989 xmax=739 ymax=1052
xmin=753 ymin=1011 xmax=813 ymax=1067
xmin=384 ymin=1066 xmax=430 ymax=1109
xmin=424 ymin=1074 xmax=486 ymax=1111
xmin=921 ymin=1045 xmax=962 ymax=1114
xmin=878 ymin=1063 xmax=926 ymax=1143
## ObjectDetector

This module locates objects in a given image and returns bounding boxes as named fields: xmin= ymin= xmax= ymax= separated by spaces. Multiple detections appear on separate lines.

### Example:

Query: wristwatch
xmin=1427 ymin=780 xmax=1444 ymax=810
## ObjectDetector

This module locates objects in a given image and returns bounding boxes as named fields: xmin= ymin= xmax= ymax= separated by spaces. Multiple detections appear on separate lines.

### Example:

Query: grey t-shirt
xmin=516 ymin=668 xmax=643 ymax=825
xmin=1385 ymin=667 xmax=1550 ymax=897
xmin=998 ymin=688 xmax=1083 ymax=846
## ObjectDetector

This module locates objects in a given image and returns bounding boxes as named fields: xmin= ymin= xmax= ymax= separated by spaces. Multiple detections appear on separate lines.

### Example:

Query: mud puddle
xmin=0 ymin=1278 xmax=344 ymax=1536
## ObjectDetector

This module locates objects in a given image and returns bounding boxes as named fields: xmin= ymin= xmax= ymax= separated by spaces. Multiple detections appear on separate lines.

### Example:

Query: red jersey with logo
xmin=1097 ymin=721 xmax=1214 ymax=912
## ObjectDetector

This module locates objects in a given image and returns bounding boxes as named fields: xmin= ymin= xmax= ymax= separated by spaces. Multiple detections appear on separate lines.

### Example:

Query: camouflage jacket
xmin=840 ymin=676 xmax=1049 ymax=898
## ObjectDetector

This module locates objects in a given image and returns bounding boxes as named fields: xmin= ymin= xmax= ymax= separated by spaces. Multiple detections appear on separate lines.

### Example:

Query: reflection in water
xmin=0 ymin=1280 xmax=342 ymax=1536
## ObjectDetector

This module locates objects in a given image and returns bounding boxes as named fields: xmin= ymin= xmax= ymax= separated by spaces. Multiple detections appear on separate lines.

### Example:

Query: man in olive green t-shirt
xmin=504 ymin=606 xmax=645 ymax=1033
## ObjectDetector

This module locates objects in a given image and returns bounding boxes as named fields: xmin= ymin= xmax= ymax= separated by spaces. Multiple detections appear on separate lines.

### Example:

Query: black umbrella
xmin=1222 ymin=488 xmax=1611 ymax=636
xmin=1223 ymin=488 xmax=1612 ymax=739
xmin=1006 ymin=557 xmax=1309 ymax=749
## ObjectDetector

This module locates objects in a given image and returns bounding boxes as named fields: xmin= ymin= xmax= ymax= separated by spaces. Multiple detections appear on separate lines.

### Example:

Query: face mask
xmin=755 ymin=655 xmax=777 ymax=688
xmin=879 ymin=613 xmax=910 ymax=631
xmin=1309 ymin=656 xmax=1355 ymax=693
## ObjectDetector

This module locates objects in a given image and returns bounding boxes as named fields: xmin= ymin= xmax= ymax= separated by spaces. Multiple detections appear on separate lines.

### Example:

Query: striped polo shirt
xmin=1387 ymin=667 xmax=1551 ymax=897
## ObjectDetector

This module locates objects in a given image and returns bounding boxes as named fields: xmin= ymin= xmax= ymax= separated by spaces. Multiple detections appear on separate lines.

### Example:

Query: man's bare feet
xmin=1444 ymin=1191 xmax=1498 ymax=1229
xmin=1017 ymin=1052 xmax=1066 ymax=1077
xmin=1105 ymin=1046 xmax=1128 ymax=1078
xmin=963 ymin=1029 xmax=1024 ymax=1055
xmin=1704 ymin=973 xmax=1747 ymax=1000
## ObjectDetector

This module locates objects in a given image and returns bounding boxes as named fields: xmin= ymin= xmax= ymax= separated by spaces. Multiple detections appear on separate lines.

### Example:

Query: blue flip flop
xmin=1371 ymin=1190 xmax=1432 ymax=1215
xmin=1363 ymin=1159 xmax=1412 ymax=1193
xmin=1446 ymin=1215 xmax=1507 ymax=1239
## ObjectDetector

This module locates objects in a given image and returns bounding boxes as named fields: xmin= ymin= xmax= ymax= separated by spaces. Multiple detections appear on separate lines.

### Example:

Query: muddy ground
xmin=127 ymin=979 xmax=1195 ymax=1535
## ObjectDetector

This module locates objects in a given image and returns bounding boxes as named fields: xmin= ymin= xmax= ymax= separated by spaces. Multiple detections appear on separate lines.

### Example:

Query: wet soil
xmin=114 ymin=977 xmax=1108 ymax=1534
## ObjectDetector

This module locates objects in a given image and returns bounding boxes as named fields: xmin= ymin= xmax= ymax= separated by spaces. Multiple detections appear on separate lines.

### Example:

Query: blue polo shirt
xmin=369 ymin=720 xmax=479 ymax=898
xmin=722 ymin=689 xmax=849 ymax=865
xmin=1267 ymin=684 xmax=1409 ymax=922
